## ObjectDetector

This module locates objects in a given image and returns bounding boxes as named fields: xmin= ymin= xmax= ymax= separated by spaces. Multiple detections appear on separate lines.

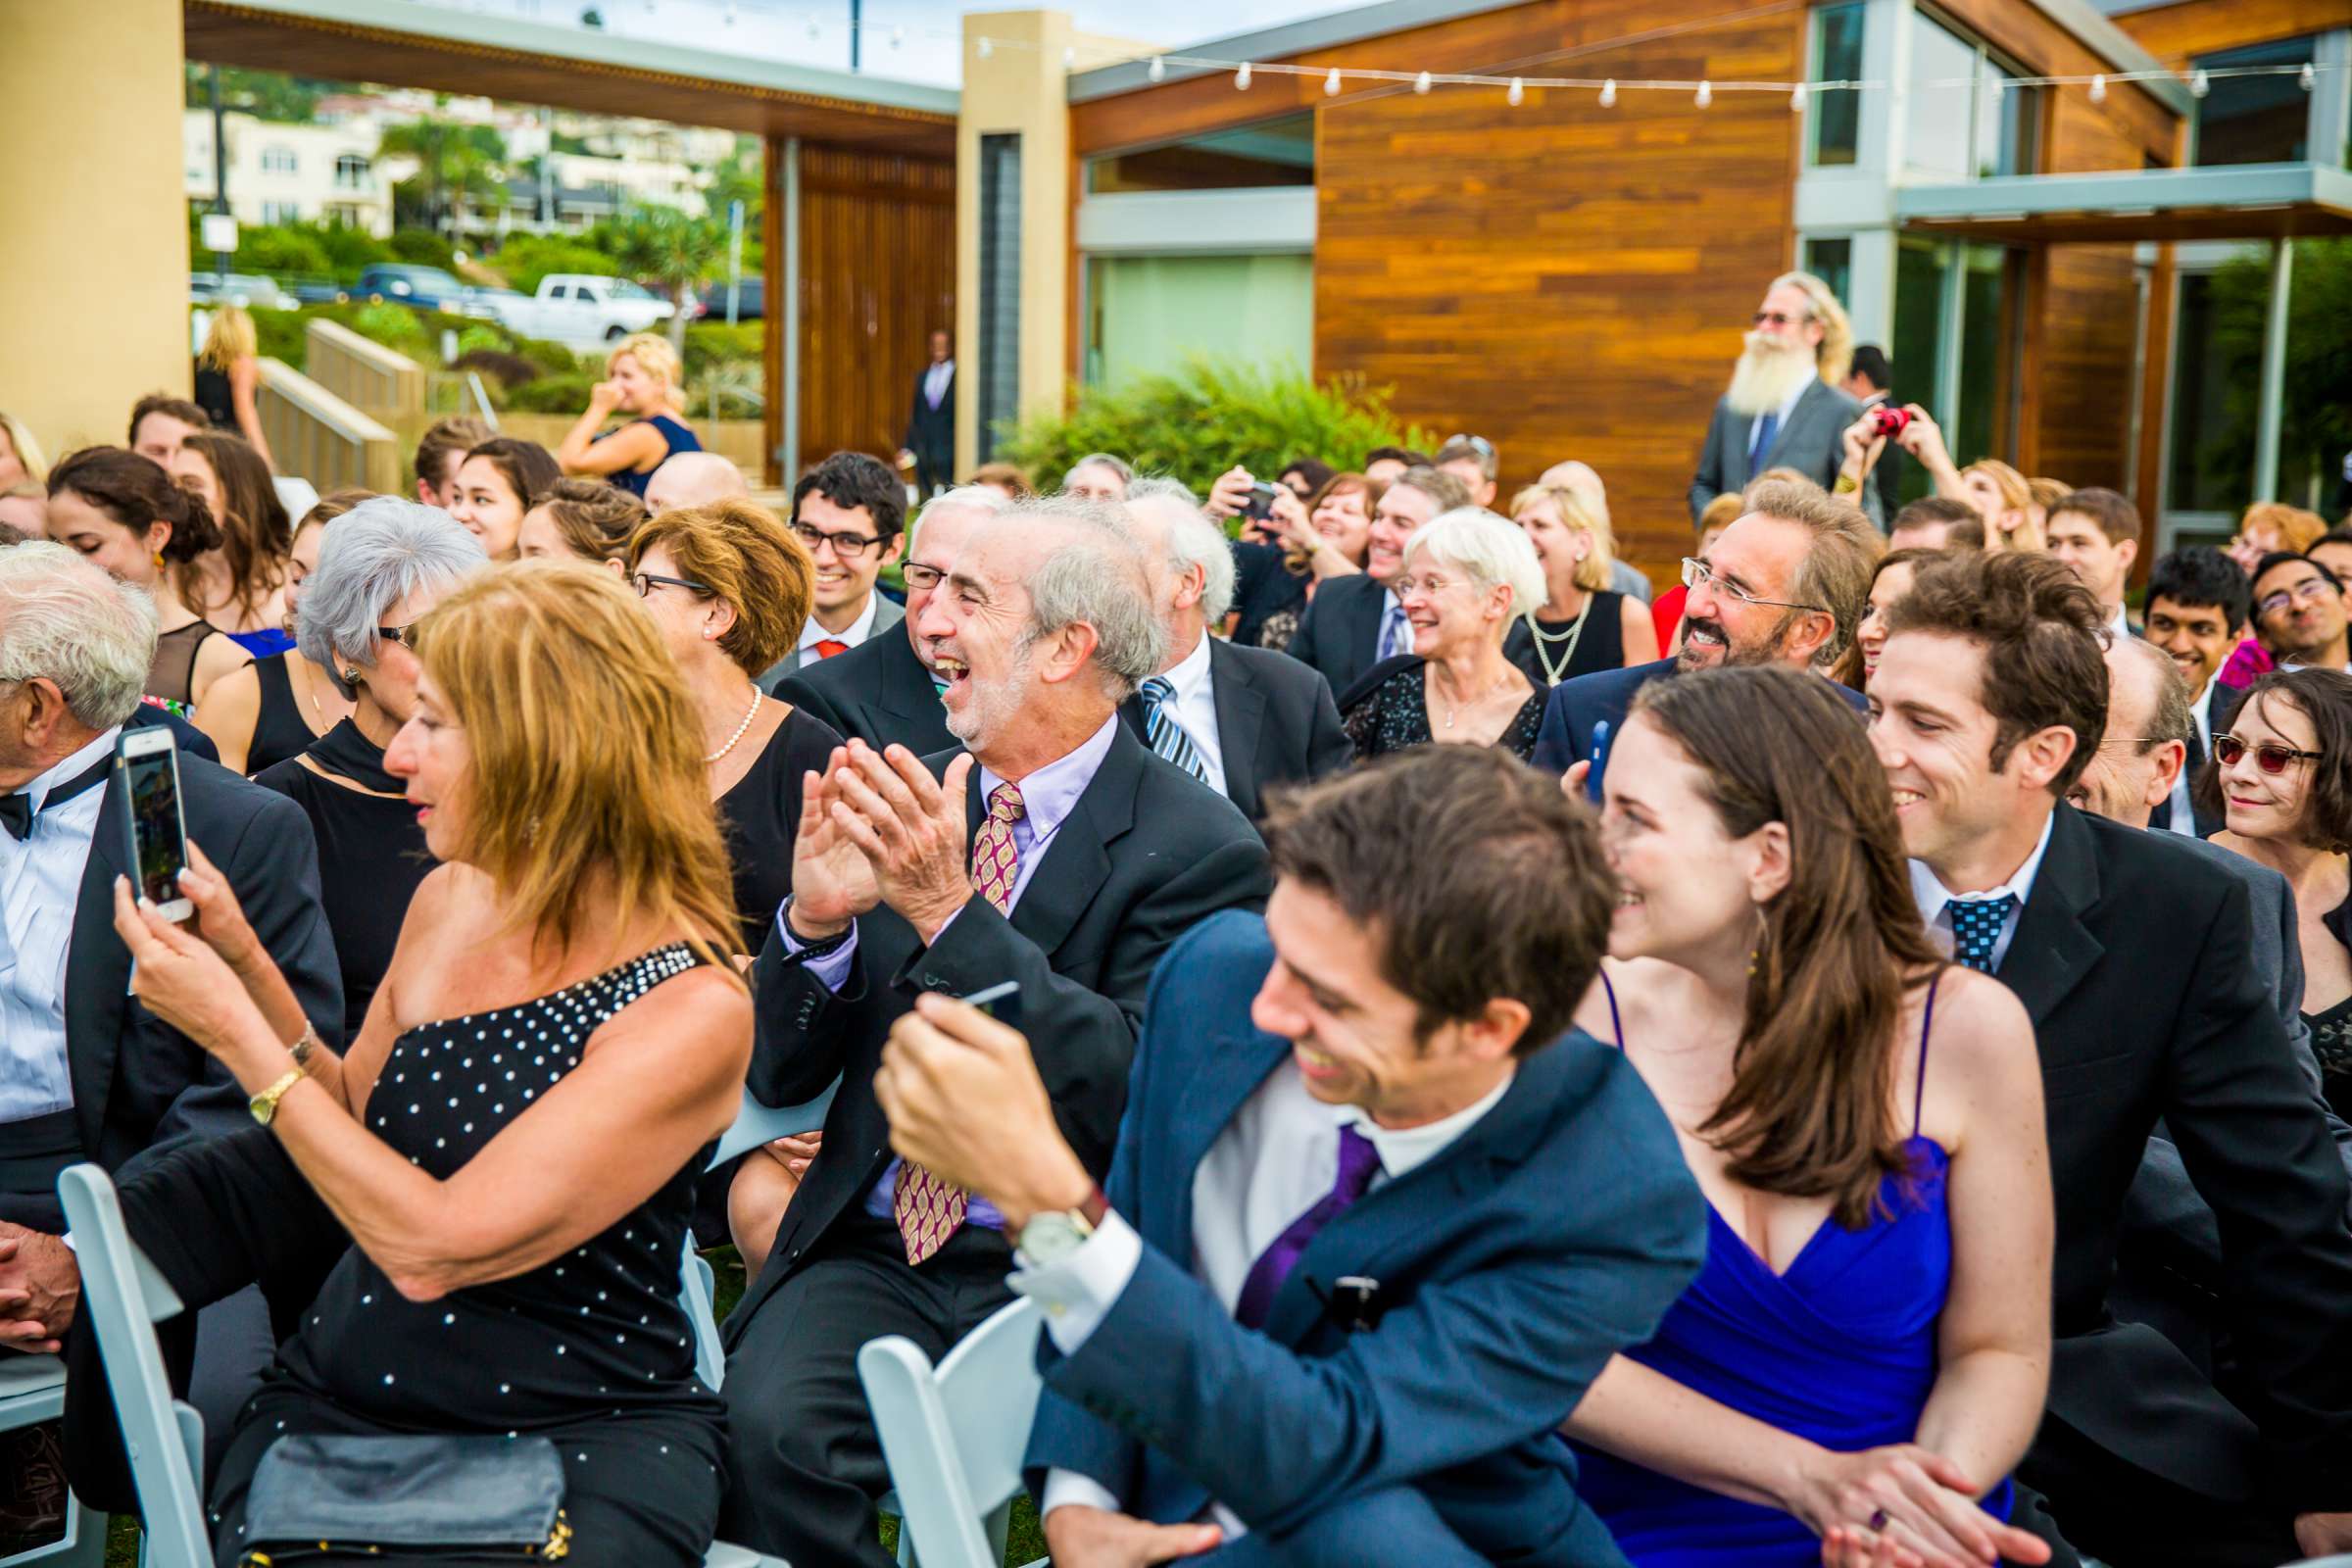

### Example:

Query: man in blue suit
xmin=1531 ymin=483 xmax=1876 ymax=787
xmin=875 ymin=747 xmax=1707 ymax=1566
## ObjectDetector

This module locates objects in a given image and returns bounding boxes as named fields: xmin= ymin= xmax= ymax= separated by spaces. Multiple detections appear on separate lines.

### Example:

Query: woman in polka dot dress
xmin=108 ymin=561 xmax=753 ymax=1566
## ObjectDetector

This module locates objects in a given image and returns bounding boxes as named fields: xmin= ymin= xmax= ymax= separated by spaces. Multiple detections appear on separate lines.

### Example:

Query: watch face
xmin=1018 ymin=1211 xmax=1091 ymax=1267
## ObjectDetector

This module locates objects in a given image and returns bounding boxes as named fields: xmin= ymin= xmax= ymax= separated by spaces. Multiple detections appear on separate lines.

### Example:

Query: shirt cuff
xmin=1010 ymin=1208 xmax=1143 ymax=1355
xmin=774 ymin=906 xmax=858 ymax=993
xmin=1040 ymin=1469 xmax=1124 ymax=1524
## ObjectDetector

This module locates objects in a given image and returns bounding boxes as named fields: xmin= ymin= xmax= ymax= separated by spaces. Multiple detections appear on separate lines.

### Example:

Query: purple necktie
xmin=1234 ymin=1124 xmax=1382 ymax=1331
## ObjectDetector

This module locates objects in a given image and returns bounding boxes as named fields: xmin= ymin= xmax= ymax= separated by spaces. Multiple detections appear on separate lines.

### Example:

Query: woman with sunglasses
xmin=2202 ymin=667 xmax=2352 ymax=1116
xmin=623 ymin=498 xmax=843 ymax=956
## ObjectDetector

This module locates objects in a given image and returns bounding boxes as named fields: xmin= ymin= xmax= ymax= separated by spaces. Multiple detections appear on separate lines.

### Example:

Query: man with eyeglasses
xmin=1869 ymin=548 xmax=2352 ymax=1568
xmin=1687 ymin=272 xmax=1876 ymax=525
xmin=758 ymin=451 xmax=907 ymax=691
xmin=1530 ymin=481 xmax=1873 ymax=787
xmin=2247 ymin=552 xmax=2351 ymax=681
xmin=1433 ymin=435 xmax=1499 ymax=510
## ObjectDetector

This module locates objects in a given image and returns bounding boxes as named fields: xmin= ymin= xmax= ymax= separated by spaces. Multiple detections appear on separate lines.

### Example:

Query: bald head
xmin=2070 ymin=636 xmax=2192 ymax=828
xmin=902 ymin=487 xmax=1007 ymax=664
xmin=644 ymin=452 xmax=749 ymax=514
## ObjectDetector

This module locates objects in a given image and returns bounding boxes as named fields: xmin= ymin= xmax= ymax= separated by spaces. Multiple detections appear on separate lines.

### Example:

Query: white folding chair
xmin=708 ymin=1079 xmax=841 ymax=1171
xmin=858 ymin=1298 xmax=1047 ymax=1568
xmin=64 ymin=1164 xmax=789 ymax=1568
xmin=0 ymin=1350 xmax=106 ymax=1568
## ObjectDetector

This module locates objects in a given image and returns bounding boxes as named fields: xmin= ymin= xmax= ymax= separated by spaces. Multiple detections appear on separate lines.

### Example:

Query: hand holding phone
xmin=116 ymin=728 xmax=192 ymax=923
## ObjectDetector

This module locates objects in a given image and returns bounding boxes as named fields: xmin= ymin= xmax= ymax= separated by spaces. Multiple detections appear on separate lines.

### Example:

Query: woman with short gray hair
xmin=1340 ymin=507 xmax=1548 ymax=763
xmin=259 ymin=498 xmax=488 ymax=1037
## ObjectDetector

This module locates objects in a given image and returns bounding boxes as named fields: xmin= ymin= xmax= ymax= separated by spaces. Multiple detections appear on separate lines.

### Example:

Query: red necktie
xmin=815 ymin=639 xmax=849 ymax=660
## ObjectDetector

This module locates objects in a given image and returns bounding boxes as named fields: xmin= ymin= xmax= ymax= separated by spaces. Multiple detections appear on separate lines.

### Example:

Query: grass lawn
xmin=100 ymin=1245 xmax=1045 ymax=1566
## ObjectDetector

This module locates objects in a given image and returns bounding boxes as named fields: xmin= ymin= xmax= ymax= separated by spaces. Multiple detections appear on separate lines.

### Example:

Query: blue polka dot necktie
xmin=1948 ymin=894 xmax=2018 ymax=974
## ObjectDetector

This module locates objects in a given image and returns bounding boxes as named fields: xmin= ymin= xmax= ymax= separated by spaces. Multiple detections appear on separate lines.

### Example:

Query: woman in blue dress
xmin=1563 ymin=664 xmax=2054 ymax=1568
xmin=556 ymin=331 xmax=703 ymax=502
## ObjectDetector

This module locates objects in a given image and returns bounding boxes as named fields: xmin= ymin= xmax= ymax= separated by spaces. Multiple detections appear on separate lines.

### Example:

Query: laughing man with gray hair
xmin=1119 ymin=479 xmax=1351 ymax=820
xmin=719 ymin=491 xmax=1272 ymax=1568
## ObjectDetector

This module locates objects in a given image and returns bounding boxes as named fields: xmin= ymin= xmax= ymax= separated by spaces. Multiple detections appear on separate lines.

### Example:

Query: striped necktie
xmin=1139 ymin=676 xmax=1211 ymax=784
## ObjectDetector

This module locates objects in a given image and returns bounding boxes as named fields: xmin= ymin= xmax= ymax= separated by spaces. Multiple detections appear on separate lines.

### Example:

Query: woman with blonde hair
xmin=556 ymin=330 xmax=703 ymax=500
xmin=193 ymin=304 xmax=275 ymax=466
xmin=0 ymin=410 xmax=46 ymax=489
xmin=171 ymin=428 xmax=295 ymax=653
xmin=624 ymin=497 xmax=842 ymax=954
xmin=101 ymin=556 xmax=752 ymax=1567
xmin=1511 ymin=481 xmax=1655 ymax=681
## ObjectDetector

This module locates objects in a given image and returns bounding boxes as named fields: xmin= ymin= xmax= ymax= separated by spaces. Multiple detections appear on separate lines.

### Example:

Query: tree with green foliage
xmin=379 ymin=117 xmax=508 ymax=235
xmin=597 ymin=205 xmax=726 ymax=349
xmin=2204 ymin=238 xmax=2352 ymax=513
xmin=182 ymin=64 xmax=333 ymax=123
xmin=488 ymin=234 xmax=621 ymax=294
xmin=996 ymin=359 xmax=1433 ymax=497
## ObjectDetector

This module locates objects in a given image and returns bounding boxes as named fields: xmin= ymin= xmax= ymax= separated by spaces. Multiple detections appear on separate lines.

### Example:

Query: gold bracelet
xmin=1834 ymin=472 xmax=1861 ymax=496
xmin=249 ymin=1068 xmax=305 ymax=1127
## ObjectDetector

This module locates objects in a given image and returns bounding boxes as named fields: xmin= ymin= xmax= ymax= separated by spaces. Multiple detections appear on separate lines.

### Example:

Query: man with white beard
xmin=1687 ymin=272 xmax=1878 ymax=526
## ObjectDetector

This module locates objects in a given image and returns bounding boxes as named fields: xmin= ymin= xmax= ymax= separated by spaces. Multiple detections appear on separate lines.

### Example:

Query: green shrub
xmin=489 ymin=234 xmax=621 ymax=295
xmin=234 ymin=224 xmax=330 ymax=277
xmin=317 ymin=222 xmax=393 ymax=284
xmin=388 ymin=228 xmax=457 ymax=270
xmin=346 ymin=300 xmax=431 ymax=351
xmin=995 ymin=358 xmax=1434 ymax=497
xmin=249 ymin=308 xmax=310 ymax=369
xmin=684 ymin=321 xmax=762 ymax=376
xmin=516 ymin=334 xmax=587 ymax=376
xmin=500 ymin=369 xmax=598 ymax=414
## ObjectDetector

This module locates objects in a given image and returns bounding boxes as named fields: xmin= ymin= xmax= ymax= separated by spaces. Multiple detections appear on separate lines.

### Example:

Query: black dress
xmin=1526 ymin=590 xmax=1630 ymax=687
xmin=2305 ymin=896 xmax=2352 ymax=1119
xmin=715 ymin=705 xmax=844 ymax=955
xmin=204 ymin=945 xmax=728 ymax=1567
xmin=149 ymin=617 xmax=231 ymax=708
xmin=246 ymin=654 xmax=322 ymax=776
xmin=255 ymin=722 xmax=432 ymax=1042
xmin=1340 ymin=657 xmax=1545 ymax=764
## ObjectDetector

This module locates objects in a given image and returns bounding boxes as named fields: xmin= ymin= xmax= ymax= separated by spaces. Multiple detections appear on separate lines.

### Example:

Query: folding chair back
xmin=858 ymin=1298 xmax=1045 ymax=1568
xmin=0 ymin=1350 xmax=104 ymax=1567
xmin=54 ymin=1163 xmax=210 ymax=1568
xmin=709 ymin=1079 xmax=840 ymax=1171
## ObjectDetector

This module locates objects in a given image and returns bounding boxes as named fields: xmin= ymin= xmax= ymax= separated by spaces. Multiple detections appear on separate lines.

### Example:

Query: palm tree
xmin=602 ymin=204 xmax=726 ymax=348
xmin=379 ymin=116 xmax=508 ymax=236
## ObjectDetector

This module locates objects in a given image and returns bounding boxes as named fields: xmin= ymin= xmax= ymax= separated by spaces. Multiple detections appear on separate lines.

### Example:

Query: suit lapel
xmin=1343 ymin=578 xmax=1386 ymax=674
xmin=1206 ymin=640 xmax=1267 ymax=817
xmin=1996 ymin=807 xmax=2106 ymax=1038
xmin=61 ymin=773 xmax=132 ymax=1156
xmin=971 ymin=725 xmax=1144 ymax=959
xmin=872 ymin=632 xmax=941 ymax=722
xmin=1165 ymin=1028 xmax=1294 ymax=1254
xmin=1760 ymin=380 xmax=1824 ymax=471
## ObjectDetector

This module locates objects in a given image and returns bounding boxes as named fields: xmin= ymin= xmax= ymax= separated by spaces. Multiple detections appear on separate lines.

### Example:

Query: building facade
xmin=183 ymin=108 xmax=398 ymax=234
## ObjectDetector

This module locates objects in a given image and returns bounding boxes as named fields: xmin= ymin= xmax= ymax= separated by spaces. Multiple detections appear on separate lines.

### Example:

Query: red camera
xmin=1871 ymin=406 xmax=1912 ymax=439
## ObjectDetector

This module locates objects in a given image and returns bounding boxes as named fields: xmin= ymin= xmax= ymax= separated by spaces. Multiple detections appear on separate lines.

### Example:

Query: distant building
xmin=183 ymin=109 xmax=405 ymax=235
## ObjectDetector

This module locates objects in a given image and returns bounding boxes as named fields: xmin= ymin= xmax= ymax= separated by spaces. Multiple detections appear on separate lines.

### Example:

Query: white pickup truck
xmin=487 ymin=273 xmax=675 ymax=350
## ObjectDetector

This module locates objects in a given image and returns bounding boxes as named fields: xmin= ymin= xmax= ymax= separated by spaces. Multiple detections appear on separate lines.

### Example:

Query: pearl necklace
xmin=706 ymin=689 xmax=762 ymax=763
xmin=1531 ymin=595 xmax=1594 ymax=687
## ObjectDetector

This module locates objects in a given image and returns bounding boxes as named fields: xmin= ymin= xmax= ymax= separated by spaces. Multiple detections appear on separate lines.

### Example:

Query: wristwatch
xmin=780 ymin=897 xmax=853 ymax=960
xmin=287 ymin=1020 xmax=320 ymax=1068
xmin=249 ymin=1068 xmax=305 ymax=1126
xmin=1016 ymin=1186 xmax=1111 ymax=1267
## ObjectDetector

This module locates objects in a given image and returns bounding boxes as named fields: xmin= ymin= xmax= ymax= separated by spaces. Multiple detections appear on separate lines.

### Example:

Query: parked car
xmin=354 ymin=264 xmax=498 ymax=318
xmin=483 ymin=273 xmax=675 ymax=349
xmin=286 ymin=274 xmax=351 ymax=306
xmin=694 ymin=276 xmax=764 ymax=322
xmin=189 ymin=272 xmax=298 ymax=311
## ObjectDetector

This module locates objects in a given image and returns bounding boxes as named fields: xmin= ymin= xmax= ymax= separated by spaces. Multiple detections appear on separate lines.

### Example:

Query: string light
xmin=889 ymin=24 xmax=904 ymax=49
xmin=2088 ymin=74 xmax=2106 ymax=103
xmin=1235 ymin=61 xmax=1252 ymax=90
xmin=1507 ymin=76 xmax=1524 ymax=105
xmin=975 ymin=35 xmax=991 ymax=59
xmin=1789 ymin=80 xmax=1806 ymax=111
xmin=2189 ymin=69 xmax=2207 ymax=97
xmin=1987 ymin=74 xmax=2004 ymax=100
xmin=1694 ymin=79 xmax=1712 ymax=107
xmin=1414 ymin=70 xmax=1432 ymax=94
xmin=1147 ymin=55 xmax=1165 ymax=81
xmin=1325 ymin=67 xmax=1343 ymax=96
xmin=1061 ymin=44 xmax=1075 ymax=68
xmin=2303 ymin=62 xmax=2318 ymax=91
xmin=1599 ymin=78 xmax=1617 ymax=107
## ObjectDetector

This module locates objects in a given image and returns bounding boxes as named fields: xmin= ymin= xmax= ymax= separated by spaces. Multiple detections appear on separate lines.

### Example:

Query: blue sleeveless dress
xmin=594 ymin=414 xmax=702 ymax=499
xmin=1571 ymin=973 xmax=2012 ymax=1566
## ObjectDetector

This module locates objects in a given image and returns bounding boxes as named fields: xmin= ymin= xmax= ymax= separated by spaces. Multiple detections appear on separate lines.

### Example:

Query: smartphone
xmin=1242 ymin=482 xmax=1283 ymax=522
xmin=116 ymin=727 xmax=193 ymax=923
xmin=963 ymin=978 xmax=1023 ymax=1032
xmin=1587 ymin=720 xmax=1612 ymax=806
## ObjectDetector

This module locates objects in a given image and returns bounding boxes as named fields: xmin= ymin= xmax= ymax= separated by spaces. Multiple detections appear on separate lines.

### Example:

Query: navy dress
xmin=203 ymin=945 xmax=728 ymax=1567
xmin=594 ymin=414 xmax=702 ymax=500
xmin=1571 ymin=972 xmax=2014 ymax=1565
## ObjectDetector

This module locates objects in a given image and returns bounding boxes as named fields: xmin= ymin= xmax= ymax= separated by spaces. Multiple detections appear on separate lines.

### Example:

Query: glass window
xmin=1085 ymin=115 xmax=1314 ymax=194
xmin=1906 ymin=17 xmax=1980 ymax=180
xmin=1804 ymin=236 xmax=1853 ymax=305
xmin=1890 ymin=236 xmax=2020 ymax=501
xmin=1085 ymin=253 xmax=1313 ymax=389
xmin=1977 ymin=77 xmax=2038 ymax=176
xmin=977 ymin=133 xmax=1022 ymax=462
xmin=2167 ymin=271 xmax=2259 ymax=512
xmin=1811 ymin=3 xmax=1865 ymax=168
xmin=2194 ymin=37 xmax=2317 ymax=166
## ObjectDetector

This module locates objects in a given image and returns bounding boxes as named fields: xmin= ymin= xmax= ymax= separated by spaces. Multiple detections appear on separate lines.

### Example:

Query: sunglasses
xmin=1443 ymin=433 xmax=1495 ymax=459
xmin=1752 ymin=310 xmax=1812 ymax=328
xmin=2214 ymin=734 xmax=2325 ymax=774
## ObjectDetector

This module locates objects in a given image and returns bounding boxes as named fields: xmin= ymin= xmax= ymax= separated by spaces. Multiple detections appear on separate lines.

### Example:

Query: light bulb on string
xmin=2188 ymin=69 xmax=2207 ymax=96
xmin=1598 ymin=78 xmax=1616 ymax=106
xmin=1061 ymin=44 xmax=1075 ymax=68
xmin=1235 ymin=62 xmax=1252 ymax=90
xmin=1414 ymin=70 xmax=1432 ymax=94
xmin=1507 ymin=76 xmax=1524 ymax=106
xmin=2088 ymin=74 xmax=2106 ymax=103
xmin=1789 ymin=80 xmax=1806 ymax=112
xmin=976 ymin=35 xmax=991 ymax=59
xmin=1325 ymin=68 xmax=1342 ymax=96
xmin=1987 ymin=74 xmax=2004 ymax=101
xmin=1694 ymin=79 xmax=1712 ymax=107
xmin=1147 ymin=55 xmax=1165 ymax=81
xmin=890 ymin=24 xmax=905 ymax=48
xmin=2302 ymin=63 xmax=2317 ymax=91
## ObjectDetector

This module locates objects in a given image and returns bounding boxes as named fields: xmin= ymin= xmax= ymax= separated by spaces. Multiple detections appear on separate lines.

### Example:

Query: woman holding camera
xmin=74 ymin=559 xmax=751 ymax=1566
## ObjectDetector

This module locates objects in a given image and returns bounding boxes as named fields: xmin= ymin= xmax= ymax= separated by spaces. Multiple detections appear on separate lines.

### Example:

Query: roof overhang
xmin=184 ymin=0 xmax=958 ymax=156
xmin=1898 ymin=162 xmax=2352 ymax=243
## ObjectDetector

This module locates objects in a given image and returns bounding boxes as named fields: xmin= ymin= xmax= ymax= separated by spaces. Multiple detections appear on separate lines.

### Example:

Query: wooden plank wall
xmin=2118 ymin=0 xmax=2352 ymax=65
xmin=795 ymin=145 xmax=956 ymax=474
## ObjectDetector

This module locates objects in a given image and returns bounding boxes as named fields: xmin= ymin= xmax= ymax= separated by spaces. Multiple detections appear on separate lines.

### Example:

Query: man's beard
xmin=943 ymin=640 xmax=1035 ymax=746
xmin=1727 ymin=332 xmax=1820 ymax=416
xmin=1676 ymin=610 xmax=1798 ymax=672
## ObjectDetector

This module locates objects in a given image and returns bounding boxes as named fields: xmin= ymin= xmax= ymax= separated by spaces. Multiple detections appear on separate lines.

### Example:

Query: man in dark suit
xmin=871 ymin=746 xmax=1705 ymax=1566
xmin=774 ymin=486 xmax=1006 ymax=759
xmin=1689 ymin=272 xmax=1878 ymax=525
xmin=1285 ymin=467 xmax=1469 ymax=699
xmin=719 ymin=499 xmax=1272 ymax=1567
xmin=1531 ymin=482 xmax=1876 ymax=784
xmin=1119 ymin=481 xmax=1350 ymax=821
xmin=897 ymin=327 xmax=956 ymax=498
xmin=1871 ymin=549 xmax=2352 ymax=1566
xmin=2142 ymin=546 xmax=2249 ymax=840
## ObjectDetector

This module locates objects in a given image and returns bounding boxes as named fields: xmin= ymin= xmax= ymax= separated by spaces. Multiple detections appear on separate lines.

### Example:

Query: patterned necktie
xmin=1377 ymin=602 xmax=1409 ymax=662
xmin=814 ymin=639 xmax=849 ymax=660
xmin=1139 ymin=676 xmax=1211 ymax=784
xmin=895 ymin=781 xmax=1028 ymax=1264
xmin=1235 ymin=1125 xmax=1382 ymax=1330
xmin=1749 ymin=407 xmax=1782 ymax=467
xmin=1947 ymin=894 xmax=2018 ymax=974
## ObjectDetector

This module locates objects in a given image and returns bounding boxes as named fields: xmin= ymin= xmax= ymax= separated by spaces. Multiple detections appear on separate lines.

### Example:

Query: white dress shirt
xmin=2165 ymin=679 xmax=2219 ymax=838
xmin=1023 ymin=1064 xmax=1516 ymax=1538
xmin=2105 ymin=603 xmax=2132 ymax=645
xmin=797 ymin=590 xmax=881 ymax=658
xmin=1908 ymin=812 xmax=2055 ymax=973
xmin=1154 ymin=631 xmax=1228 ymax=799
xmin=0 ymin=728 xmax=120 ymax=1120
xmin=923 ymin=360 xmax=955 ymax=410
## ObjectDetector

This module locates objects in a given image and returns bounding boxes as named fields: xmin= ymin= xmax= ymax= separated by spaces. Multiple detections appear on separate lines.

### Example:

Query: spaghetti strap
xmin=1913 ymin=969 xmax=1944 ymax=1138
xmin=1600 ymin=968 xmax=1626 ymax=1051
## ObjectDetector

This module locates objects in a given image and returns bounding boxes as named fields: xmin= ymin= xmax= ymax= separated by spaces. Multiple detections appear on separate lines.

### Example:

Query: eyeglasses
xmin=1681 ymin=557 xmax=1826 ymax=613
xmin=1443 ymin=433 xmax=1495 ymax=459
xmin=375 ymin=622 xmax=418 ymax=650
xmin=1394 ymin=573 xmax=1464 ymax=598
xmin=2214 ymin=734 xmax=2326 ymax=774
xmin=1752 ymin=310 xmax=1812 ymax=328
xmin=631 ymin=571 xmax=710 ymax=599
xmin=901 ymin=563 xmax=947 ymax=592
xmin=2256 ymin=576 xmax=2339 ymax=617
xmin=792 ymin=520 xmax=885 ymax=559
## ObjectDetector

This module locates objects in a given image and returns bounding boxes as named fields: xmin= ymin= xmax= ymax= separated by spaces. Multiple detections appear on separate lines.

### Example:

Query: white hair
xmin=1123 ymin=479 xmax=1237 ymax=623
xmin=1062 ymin=452 xmax=1134 ymax=494
xmin=994 ymin=497 xmax=1165 ymax=700
xmin=0 ymin=540 xmax=159 ymax=729
xmin=298 ymin=498 xmax=488 ymax=696
xmin=1404 ymin=508 xmax=1547 ymax=630
xmin=908 ymin=485 xmax=1008 ymax=552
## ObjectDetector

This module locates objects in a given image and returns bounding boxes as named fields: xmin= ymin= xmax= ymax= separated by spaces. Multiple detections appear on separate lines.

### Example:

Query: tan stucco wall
xmin=0 ymin=0 xmax=193 ymax=462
